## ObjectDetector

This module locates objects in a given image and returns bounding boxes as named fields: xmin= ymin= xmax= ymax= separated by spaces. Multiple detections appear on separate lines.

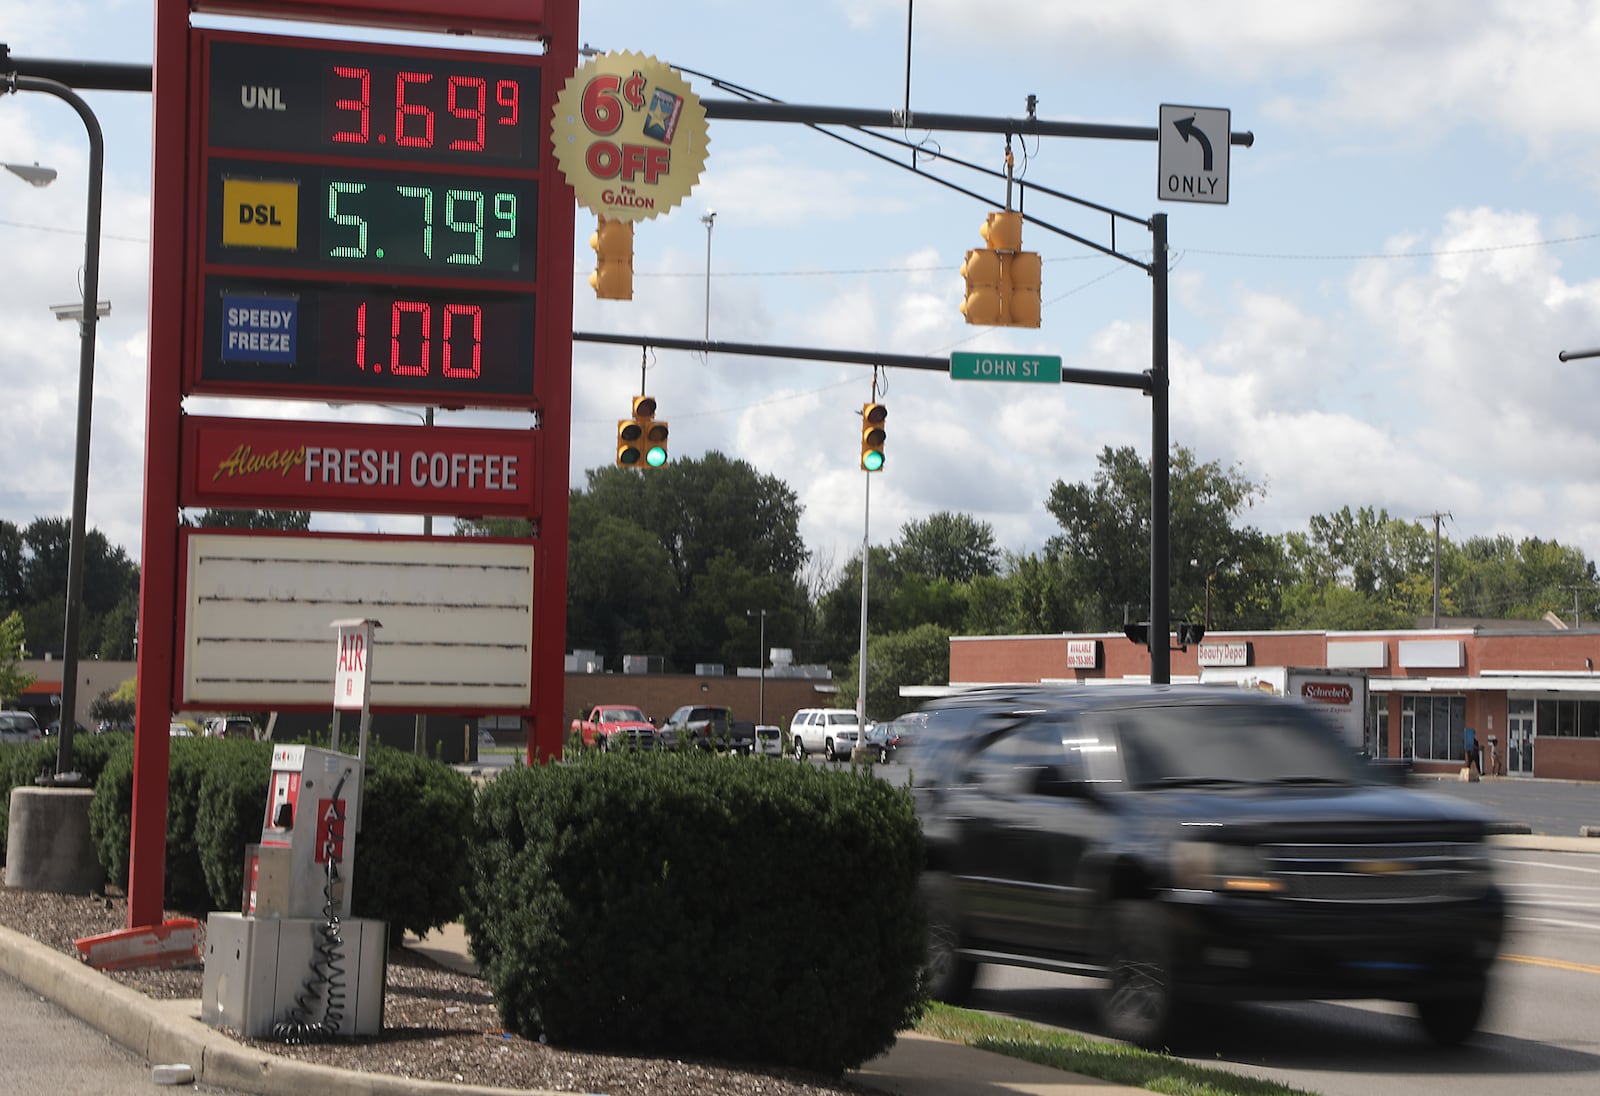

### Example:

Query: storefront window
xmin=1535 ymin=698 xmax=1600 ymax=737
xmin=1399 ymin=695 xmax=1465 ymax=760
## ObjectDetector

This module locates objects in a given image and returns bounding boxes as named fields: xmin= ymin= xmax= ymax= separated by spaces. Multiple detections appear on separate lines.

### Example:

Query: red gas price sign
xmin=188 ymin=30 xmax=545 ymax=409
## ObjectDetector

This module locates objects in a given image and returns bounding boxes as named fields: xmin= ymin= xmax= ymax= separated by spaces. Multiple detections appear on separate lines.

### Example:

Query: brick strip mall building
xmin=949 ymin=622 xmax=1600 ymax=781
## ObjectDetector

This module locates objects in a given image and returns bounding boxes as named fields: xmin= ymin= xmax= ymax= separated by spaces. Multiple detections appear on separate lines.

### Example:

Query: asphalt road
xmin=967 ymin=845 xmax=1600 ymax=1096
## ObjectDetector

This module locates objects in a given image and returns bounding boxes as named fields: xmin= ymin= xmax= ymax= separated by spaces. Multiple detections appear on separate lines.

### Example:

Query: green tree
xmin=185 ymin=508 xmax=312 ymax=531
xmin=89 ymin=677 xmax=137 ymax=726
xmin=1045 ymin=446 xmax=1275 ymax=631
xmin=834 ymin=623 xmax=951 ymax=722
xmin=892 ymin=511 xmax=999 ymax=583
xmin=0 ymin=610 xmax=37 ymax=704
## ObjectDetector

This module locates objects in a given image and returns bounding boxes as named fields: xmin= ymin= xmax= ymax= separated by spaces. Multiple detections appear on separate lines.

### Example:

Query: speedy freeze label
xmin=221 ymin=293 xmax=298 ymax=364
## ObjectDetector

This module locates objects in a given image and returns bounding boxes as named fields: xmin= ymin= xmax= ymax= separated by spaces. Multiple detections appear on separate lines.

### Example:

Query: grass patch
xmin=911 ymin=1002 xmax=1317 ymax=1096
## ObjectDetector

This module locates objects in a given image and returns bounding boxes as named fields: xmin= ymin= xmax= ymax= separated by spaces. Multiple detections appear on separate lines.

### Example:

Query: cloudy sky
xmin=5 ymin=1 xmax=1600 ymax=585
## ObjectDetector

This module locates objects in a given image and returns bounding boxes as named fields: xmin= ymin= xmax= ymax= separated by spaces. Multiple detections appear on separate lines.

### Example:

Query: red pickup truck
xmin=570 ymin=705 xmax=658 ymax=751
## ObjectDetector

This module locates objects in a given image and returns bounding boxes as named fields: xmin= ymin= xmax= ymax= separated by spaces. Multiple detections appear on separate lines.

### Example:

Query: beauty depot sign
xmin=181 ymin=416 xmax=539 ymax=517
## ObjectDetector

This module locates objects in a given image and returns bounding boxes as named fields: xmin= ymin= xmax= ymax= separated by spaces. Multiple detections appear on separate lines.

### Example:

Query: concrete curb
xmin=0 ymin=920 xmax=565 ymax=1096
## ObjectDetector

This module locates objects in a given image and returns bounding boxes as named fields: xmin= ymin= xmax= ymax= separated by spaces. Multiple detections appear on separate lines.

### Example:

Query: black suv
xmin=910 ymin=685 xmax=1504 ymax=1048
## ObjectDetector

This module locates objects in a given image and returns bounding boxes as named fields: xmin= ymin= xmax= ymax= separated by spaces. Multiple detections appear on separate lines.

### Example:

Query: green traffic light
xmin=862 ymin=449 xmax=885 ymax=472
xmin=646 ymin=446 xmax=668 ymax=468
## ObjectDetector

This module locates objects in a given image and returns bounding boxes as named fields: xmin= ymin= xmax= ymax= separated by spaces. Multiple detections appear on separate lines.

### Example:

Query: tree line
xmin=5 ymin=449 xmax=1597 ymax=720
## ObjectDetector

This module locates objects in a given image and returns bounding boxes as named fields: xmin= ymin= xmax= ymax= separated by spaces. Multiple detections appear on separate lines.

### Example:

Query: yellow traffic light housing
xmin=617 ymin=394 xmax=667 ymax=469
xmin=860 ymin=402 xmax=887 ymax=472
xmin=590 ymin=215 xmax=634 ymax=300
xmin=959 ymin=210 xmax=1041 ymax=328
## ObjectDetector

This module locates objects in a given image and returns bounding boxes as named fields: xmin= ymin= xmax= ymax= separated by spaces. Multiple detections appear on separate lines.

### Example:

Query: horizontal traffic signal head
xmin=589 ymin=215 xmax=634 ymax=300
xmin=860 ymin=402 xmax=887 ymax=472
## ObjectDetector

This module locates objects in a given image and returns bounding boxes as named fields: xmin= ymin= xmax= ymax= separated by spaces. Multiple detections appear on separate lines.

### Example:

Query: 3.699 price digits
xmin=328 ymin=65 xmax=521 ymax=155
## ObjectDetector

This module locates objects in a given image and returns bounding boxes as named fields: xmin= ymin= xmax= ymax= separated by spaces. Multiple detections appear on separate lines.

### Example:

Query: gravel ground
xmin=0 ymin=872 xmax=868 ymax=1096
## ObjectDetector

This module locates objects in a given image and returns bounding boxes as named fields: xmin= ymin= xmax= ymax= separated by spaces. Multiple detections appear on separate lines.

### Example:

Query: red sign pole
xmin=127 ymin=0 xmax=190 ymax=929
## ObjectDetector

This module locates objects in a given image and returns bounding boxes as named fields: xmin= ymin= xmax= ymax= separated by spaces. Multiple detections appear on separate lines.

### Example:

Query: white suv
xmin=788 ymin=708 xmax=863 ymax=762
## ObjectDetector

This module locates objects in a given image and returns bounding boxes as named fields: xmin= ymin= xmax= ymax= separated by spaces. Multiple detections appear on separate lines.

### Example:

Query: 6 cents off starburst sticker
xmin=550 ymin=51 xmax=710 ymax=222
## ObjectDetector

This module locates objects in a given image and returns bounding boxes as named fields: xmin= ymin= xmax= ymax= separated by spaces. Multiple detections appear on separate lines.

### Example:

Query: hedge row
xmin=464 ymin=749 xmax=927 ymax=1076
xmin=0 ymin=735 xmax=473 ymax=941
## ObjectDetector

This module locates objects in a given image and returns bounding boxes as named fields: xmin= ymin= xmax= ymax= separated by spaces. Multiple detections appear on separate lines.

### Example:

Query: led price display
xmin=206 ymin=159 xmax=536 ymax=281
xmin=206 ymin=36 xmax=539 ymax=165
xmin=200 ymin=277 xmax=536 ymax=403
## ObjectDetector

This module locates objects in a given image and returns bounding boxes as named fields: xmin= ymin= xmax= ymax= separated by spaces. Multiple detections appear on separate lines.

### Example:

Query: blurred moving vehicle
xmin=169 ymin=721 xmax=194 ymax=737
xmin=788 ymin=707 xmax=863 ymax=761
xmin=44 ymin=719 xmax=89 ymax=737
xmin=912 ymin=685 xmax=1505 ymax=1049
xmin=1 ymin=710 xmax=43 ymax=745
xmin=570 ymin=704 xmax=657 ymax=751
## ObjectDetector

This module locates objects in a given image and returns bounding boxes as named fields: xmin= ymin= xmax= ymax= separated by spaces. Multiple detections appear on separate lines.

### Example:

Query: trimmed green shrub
xmin=89 ymin=735 xmax=222 ymax=911
xmin=87 ymin=737 xmax=470 ymax=933
xmin=352 ymin=744 xmax=475 ymax=941
xmin=464 ymin=750 xmax=926 ymax=1076
xmin=196 ymin=740 xmax=275 ymax=910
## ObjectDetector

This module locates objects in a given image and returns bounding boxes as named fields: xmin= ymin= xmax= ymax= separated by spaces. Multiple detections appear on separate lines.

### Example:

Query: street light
xmin=4 ymin=161 xmax=56 ymax=187
xmin=745 ymin=608 xmax=767 ymax=725
xmin=5 ymin=72 xmax=106 ymax=783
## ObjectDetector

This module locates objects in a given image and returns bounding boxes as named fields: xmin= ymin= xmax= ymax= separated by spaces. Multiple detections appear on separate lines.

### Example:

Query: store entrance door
xmin=1506 ymin=702 xmax=1535 ymax=776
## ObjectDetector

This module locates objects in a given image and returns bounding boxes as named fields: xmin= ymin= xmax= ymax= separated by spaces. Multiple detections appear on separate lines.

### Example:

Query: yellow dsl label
xmin=222 ymin=178 xmax=299 ymax=250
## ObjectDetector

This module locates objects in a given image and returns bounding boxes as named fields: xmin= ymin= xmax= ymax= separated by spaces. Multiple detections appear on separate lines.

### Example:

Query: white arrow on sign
xmin=1158 ymin=104 xmax=1230 ymax=205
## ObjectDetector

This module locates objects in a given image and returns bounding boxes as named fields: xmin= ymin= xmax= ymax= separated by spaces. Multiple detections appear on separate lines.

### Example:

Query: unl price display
xmin=205 ymin=36 xmax=539 ymax=166
xmin=324 ymin=177 xmax=522 ymax=273
xmin=326 ymin=63 xmax=523 ymax=158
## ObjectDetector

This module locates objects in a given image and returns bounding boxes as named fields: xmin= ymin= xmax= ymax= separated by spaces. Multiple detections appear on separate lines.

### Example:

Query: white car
xmin=788 ymin=708 xmax=863 ymax=762
xmin=1 ymin=710 xmax=43 ymax=746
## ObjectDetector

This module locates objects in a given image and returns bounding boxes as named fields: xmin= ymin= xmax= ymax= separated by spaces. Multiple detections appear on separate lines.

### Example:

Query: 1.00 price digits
xmin=326 ymin=181 xmax=518 ymax=271
xmin=356 ymin=300 xmax=482 ymax=380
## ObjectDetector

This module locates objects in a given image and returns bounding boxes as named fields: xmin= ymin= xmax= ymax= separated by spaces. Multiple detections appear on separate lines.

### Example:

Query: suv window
xmin=1111 ymin=703 xmax=1367 ymax=787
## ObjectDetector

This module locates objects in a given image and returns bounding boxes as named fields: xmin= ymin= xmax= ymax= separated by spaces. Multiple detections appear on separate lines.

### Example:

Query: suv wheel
xmin=1098 ymin=900 xmax=1177 ymax=1048
xmin=1414 ymin=977 xmax=1488 ymax=1045
xmin=793 ymin=736 xmax=806 ymax=761
xmin=824 ymin=737 xmax=837 ymax=761
xmin=919 ymin=874 xmax=977 ymax=1004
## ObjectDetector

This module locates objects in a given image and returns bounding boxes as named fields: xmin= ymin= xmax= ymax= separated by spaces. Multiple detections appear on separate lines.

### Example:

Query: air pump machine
xmin=202 ymin=621 xmax=388 ymax=1039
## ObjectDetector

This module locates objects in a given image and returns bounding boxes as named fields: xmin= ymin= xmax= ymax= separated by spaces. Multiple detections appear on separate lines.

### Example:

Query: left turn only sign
xmin=1158 ymin=104 xmax=1230 ymax=205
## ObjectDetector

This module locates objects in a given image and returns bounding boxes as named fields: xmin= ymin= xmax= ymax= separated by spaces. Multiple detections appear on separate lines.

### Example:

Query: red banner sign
xmin=181 ymin=416 xmax=539 ymax=518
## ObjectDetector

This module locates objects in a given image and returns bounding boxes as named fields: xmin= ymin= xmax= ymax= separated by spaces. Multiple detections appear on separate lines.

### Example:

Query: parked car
xmin=864 ymin=711 xmax=924 ymax=764
xmin=658 ymin=705 xmax=752 ymax=753
xmin=570 ymin=704 xmax=658 ymax=751
xmin=788 ymin=707 xmax=863 ymax=761
xmin=45 ymin=719 xmax=89 ymax=737
xmin=912 ymin=684 xmax=1505 ymax=1049
xmin=1 ymin=710 xmax=43 ymax=746
xmin=169 ymin=721 xmax=194 ymax=737
xmin=203 ymin=716 xmax=256 ymax=740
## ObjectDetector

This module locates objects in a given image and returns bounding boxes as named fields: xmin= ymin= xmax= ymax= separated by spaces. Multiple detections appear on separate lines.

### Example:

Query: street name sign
xmin=1158 ymin=104 xmax=1230 ymax=205
xmin=950 ymin=351 xmax=1061 ymax=383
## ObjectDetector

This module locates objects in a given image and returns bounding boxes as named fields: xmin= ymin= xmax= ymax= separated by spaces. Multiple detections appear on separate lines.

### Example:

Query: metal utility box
xmin=202 ymin=912 xmax=386 ymax=1037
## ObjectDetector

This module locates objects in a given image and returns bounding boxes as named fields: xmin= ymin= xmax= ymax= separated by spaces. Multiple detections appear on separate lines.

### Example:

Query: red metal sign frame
xmin=132 ymin=0 xmax=576 ymax=929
